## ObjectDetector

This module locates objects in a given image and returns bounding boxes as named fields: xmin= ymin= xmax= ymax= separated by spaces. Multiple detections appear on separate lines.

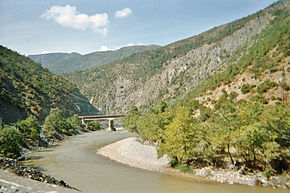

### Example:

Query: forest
xmin=124 ymin=6 xmax=289 ymax=176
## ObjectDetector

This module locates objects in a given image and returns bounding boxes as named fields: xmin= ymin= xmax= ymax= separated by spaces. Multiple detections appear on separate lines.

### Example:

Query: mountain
xmin=65 ymin=0 xmax=289 ymax=114
xmin=0 ymin=46 xmax=100 ymax=123
xmin=29 ymin=45 xmax=160 ymax=74
xmin=28 ymin=52 xmax=81 ymax=68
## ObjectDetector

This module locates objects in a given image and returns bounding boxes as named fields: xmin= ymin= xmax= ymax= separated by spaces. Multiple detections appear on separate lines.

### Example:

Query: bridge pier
xmin=109 ymin=119 xmax=116 ymax=131
xmin=79 ymin=114 xmax=126 ymax=132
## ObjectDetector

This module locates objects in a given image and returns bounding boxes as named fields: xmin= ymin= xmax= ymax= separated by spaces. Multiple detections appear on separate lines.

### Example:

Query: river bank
xmin=97 ymin=136 xmax=289 ymax=189
xmin=0 ymin=156 xmax=79 ymax=192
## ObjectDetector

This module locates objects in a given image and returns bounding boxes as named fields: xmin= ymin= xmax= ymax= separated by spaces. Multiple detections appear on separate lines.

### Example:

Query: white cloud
xmin=41 ymin=50 xmax=50 ymax=54
xmin=115 ymin=8 xmax=132 ymax=18
xmin=98 ymin=45 xmax=110 ymax=51
xmin=41 ymin=5 xmax=109 ymax=34
xmin=115 ymin=42 xmax=143 ymax=50
xmin=127 ymin=42 xmax=142 ymax=47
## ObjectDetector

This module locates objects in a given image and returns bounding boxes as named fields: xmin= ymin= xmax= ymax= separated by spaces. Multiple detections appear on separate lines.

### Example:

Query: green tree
xmin=16 ymin=115 xmax=41 ymax=146
xmin=43 ymin=108 xmax=74 ymax=139
xmin=0 ymin=125 xmax=23 ymax=158
xmin=123 ymin=106 xmax=140 ymax=132
xmin=158 ymin=106 xmax=197 ymax=163
xmin=67 ymin=114 xmax=84 ymax=132
xmin=88 ymin=120 xmax=102 ymax=131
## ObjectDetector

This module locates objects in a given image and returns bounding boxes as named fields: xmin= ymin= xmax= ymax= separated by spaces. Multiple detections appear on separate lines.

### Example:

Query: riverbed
xmin=23 ymin=130 xmax=288 ymax=193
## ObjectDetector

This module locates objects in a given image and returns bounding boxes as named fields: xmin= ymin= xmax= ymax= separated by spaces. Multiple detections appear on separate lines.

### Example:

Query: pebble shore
xmin=97 ymin=136 xmax=289 ymax=189
xmin=98 ymin=137 xmax=169 ymax=172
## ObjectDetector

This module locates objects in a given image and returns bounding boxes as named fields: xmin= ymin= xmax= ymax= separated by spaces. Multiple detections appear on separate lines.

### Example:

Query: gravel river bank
xmin=22 ymin=130 xmax=288 ymax=193
xmin=97 ymin=135 xmax=289 ymax=189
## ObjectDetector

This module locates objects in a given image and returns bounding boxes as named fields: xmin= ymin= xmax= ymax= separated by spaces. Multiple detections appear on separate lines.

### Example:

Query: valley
xmin=0 ymin=0 xmax=289 ymax=192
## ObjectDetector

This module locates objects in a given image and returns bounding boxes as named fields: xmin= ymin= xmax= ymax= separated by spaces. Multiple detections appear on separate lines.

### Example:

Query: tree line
xmin=0 ymin=108 xmax=101 ymax=158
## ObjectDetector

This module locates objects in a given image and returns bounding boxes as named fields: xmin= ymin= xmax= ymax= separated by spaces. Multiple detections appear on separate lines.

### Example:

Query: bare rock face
xmin=66 ymin=1 xmax=288 ymax=114
xmin=92 ymin=11 xmax=271 ymax=113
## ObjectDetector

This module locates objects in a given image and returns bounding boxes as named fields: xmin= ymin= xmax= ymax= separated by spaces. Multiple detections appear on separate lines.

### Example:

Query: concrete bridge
xmin=79 ymin=114 xmax=126 ymax=131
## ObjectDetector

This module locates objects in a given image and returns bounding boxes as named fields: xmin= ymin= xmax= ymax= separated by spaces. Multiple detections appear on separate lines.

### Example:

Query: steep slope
xmin=31 ymin=45 xmax=160 ymax=74
xmin=29 ymin=52 xmax=81 ymax=68
xmin=0 ymin=46 xmax=99 ymax=123
xmin=65 ymin=0 xmax=289 ymax=114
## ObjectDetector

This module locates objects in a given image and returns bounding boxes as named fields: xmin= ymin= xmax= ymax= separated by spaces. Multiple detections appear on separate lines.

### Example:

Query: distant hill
xmin=0 ymin=46 xmax=100 ymax=123
xmin=65 ymin=0 xmax=289 ymax=114
xmin=28 ymin=52 xmax=81 ymax=68
xmin=29 ymin=45 xmax=160 ymax=74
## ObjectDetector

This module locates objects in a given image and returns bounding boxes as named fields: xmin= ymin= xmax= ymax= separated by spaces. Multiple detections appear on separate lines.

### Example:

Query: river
xmin=24 ymin=130 xmax=287 ymax=193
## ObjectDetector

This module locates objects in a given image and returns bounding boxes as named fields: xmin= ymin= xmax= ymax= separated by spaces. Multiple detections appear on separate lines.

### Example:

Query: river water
xmin=24 ymin=130 xmax=287 ymax=193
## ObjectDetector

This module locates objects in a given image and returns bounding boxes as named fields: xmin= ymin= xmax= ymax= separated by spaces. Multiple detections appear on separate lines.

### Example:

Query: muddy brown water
xmin=24 ymin=130 xmax=288 ymax=193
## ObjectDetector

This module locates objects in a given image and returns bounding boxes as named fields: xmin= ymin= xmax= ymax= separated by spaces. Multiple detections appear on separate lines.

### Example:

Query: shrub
xmin=241 ymin=84 xmax=255 ymax=94
xmin=67 ymin=114 xmax=84 ymax=132
xmin=229 ymin=91 xmax=239 ymax=100
xmin=253 ymin=95 xmax=268 ymax=104
xmin=43 ymin=108 xmax=75 ymax=139
xmin=16 ymin=115 xmax=41 ymax=146
xmin=0 ymin=126 xmax=23 ymax=158
xmin=257 ymin=80 xmax=278 ymax=94
xmin=269 ymin=68 xmax=278 ymax=73
xmin=88 ymin=120 xmax=102 ymax=131
xmin=123 ymin=106 xmax=140 ymax=132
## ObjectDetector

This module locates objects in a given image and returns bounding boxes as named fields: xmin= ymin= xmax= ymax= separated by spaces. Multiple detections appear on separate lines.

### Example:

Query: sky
xmin=0 ymin=0 xmax=278 ymax=55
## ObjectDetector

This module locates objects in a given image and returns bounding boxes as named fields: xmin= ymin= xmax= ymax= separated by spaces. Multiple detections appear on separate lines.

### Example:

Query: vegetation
xmin=184 ymin=3 xmax=289 ymax=99
xmin=15 ymin=115 xmax=41 ymax=146
xmin=64 ymin=0 xmax=289 ymax=115
xmin=256 ymin=80 xmax=278 ymax=94
xmin=0 ymin=45 xmax=82 ymax=122
xmin=0 ymin=109 xmax=97 ymax=158
xmin=0 ymin=125 xmax=23 ymax=158
xmin=43 ymin=108 xmax=78 ymax=139
xmin=241 ymin=84 xmax=255 ymax=94
xmin=123 ymin=1 xmax=290 ymax=176
xmin=125 ymin=96 xmax=289 ymax=175
xmin=88 ymin=120 xmax=102 ymax=131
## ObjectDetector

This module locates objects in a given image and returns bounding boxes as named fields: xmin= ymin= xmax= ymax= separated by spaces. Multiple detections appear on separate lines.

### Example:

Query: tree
xmin=0 ymin=125 xmax=23 ymax=158
xmin=67 ymin=114 xmax=84 ymax=132
xmin=123 ymin=106 xmax=140 ymax=132
xmin=158 ymin=106 xmax=197 ymax=163
xmin=43 ymin=108 xmax=74 ymax=139
xmin=16 ymin=115 xmax=41 ymax=146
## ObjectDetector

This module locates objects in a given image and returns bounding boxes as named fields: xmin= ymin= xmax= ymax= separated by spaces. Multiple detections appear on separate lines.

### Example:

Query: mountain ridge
xmin=0 ymin=46 xmax=100 ymax=123
xmin=65 ymin=0 xmax=289 ymax=114
xmin=29 ymin=45 xmax=160 ymax=74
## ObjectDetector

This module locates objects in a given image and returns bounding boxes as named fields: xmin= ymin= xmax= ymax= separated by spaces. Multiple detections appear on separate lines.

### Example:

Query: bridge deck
xmin=79 ymin=114 xmax=127 ymax=120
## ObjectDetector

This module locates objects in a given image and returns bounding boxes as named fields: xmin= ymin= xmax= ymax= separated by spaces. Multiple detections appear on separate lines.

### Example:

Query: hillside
xmin=30 ymin=45 xmax=160 ymax=74
xmin=0 ymin=46 xmax=100 ymax=123
xmin=65 ymin=0 xmax=289 ymax=114
xmin=29 ymin=52 xmax=81 ymax=68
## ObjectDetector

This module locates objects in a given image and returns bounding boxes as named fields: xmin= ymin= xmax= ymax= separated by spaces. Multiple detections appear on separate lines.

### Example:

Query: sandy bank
xmin=97 ymin=137 xmax=169 ymax=172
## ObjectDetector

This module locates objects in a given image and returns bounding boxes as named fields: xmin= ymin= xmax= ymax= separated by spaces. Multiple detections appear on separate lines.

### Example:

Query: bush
xmin=88 ymin=120 xmax=102 ymax=131
xmin=253 ymin=95 xmax=268 ymax=104
xmin=257 ymin=80 xmax=278 ymax=94
xmin=0 ymin=126 xmax=23 ymax=158
xmin=123 ymin=106 xmax=140 ymax=132
xmin=16 ymin=115 xmax=41 ymax=146
xmin=229 ymin=91 xmax=239 ymax=101
xmin=67 ymin=114 xmax=84 ymax=132
xmin=241 ymin=84 xmax=255 ymax=94
xmin=43 ymin=108 xmax=75 ymax=139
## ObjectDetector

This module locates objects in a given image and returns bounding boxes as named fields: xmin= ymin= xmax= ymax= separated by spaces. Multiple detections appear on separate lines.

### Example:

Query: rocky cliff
xmin=65 ymin=0 xmax=289 ymax=113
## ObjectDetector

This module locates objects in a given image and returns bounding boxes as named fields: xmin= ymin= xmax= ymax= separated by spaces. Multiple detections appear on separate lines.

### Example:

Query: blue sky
xmin=0 ymin=0 xmax=277 ymax=55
